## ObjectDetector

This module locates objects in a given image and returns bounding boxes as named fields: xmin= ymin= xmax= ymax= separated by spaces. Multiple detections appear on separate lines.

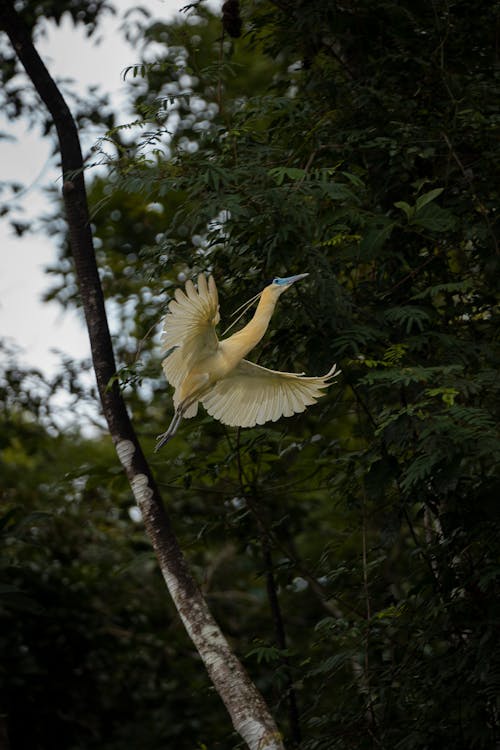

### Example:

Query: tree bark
xmin=0 ymin=3 xmax=284 ymax=748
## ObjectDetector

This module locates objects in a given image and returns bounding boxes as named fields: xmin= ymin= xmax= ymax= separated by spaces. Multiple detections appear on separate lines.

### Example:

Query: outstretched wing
xmin=161 ymin=274 xmax=220 ymax=389
xmin=200 ymin=359 xmax=339 ymax=428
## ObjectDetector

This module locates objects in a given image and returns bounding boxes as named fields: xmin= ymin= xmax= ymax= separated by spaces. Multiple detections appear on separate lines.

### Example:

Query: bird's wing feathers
xmin=161 ymin=274 xmax=220 ymax=388
xmin=201 ymin=359 xmax=339 ymax=428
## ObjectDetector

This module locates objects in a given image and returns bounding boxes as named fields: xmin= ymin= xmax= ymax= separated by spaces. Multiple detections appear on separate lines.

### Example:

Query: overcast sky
xmin=0 ymin=0 xmax=214 ymax=378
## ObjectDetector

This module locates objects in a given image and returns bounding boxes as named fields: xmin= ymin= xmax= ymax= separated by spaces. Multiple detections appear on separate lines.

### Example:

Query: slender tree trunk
xmin=0 ymin=4 xmax=284 ymax=748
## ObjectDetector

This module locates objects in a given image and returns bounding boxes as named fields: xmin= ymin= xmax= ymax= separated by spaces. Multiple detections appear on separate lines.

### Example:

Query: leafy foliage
xmin=0 ymin=347 xmax=232 ymax=750
xmin=2 ymin=0 xmax=500 ymax=748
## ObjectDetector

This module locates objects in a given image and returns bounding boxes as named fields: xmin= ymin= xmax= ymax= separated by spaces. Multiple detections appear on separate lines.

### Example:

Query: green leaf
xmin=360 ymin=220 xmax=396 ymax=257
xmin=321 ymin=182 xmax=359 ymax=202
xmin=394 ymin=200 xmax=414 ymax=220
xmin=384 ymin=305 xmax=431 ymax=333
xmin=425 ymin=387 xmax=459 ymax=406
xmin=412 ymin=203 xmax=456 ymax=232
xmin=268 ymin=167 xmax=306 ymax=184
xmin=415 ymin=187 xmax=444 ymax=212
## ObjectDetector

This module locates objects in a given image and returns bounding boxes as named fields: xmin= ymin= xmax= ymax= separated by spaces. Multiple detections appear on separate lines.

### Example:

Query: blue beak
xmin=275 ymin=273 xmax=309 ymax=286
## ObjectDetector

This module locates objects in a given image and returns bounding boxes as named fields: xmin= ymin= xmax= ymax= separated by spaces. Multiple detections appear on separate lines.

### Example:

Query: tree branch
xmin=0 ymin=3 xmax=284 ymax=748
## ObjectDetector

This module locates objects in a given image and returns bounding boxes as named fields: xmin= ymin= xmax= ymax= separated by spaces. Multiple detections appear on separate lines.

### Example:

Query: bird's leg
xmin=154 ymin=392 xmax=202 ymax=452
xmin=154 ymin=408 xmax=184 ymax=452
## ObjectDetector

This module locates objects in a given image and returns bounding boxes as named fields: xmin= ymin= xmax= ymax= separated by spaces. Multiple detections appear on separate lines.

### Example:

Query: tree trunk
xmin=0 ymin=3 xmax=284 ymax=748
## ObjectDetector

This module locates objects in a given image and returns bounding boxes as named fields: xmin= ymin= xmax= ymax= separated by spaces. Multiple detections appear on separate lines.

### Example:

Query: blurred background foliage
xmin=1 ymin=0 xmax=500 ymax=748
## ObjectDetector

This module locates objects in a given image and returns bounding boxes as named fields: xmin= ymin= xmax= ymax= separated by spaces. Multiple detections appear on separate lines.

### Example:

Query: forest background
xmin=1 ymin=1 xmax=499 ymax=749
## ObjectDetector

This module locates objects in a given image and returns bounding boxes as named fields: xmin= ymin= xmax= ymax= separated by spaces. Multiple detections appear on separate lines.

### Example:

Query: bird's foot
xmin=154 ymin=407 xmax=185 ymax=452
xmin=154 ymin=430 xmax=173 ymax=452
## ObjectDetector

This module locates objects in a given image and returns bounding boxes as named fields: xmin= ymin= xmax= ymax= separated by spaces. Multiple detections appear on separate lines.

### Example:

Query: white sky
xmin=0 ymin=0 xmax=214 ymax=379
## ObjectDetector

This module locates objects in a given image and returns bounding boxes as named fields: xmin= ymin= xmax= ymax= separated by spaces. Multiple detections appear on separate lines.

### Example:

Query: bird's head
xmin=268 ymin=273 xmax=309 ymax=297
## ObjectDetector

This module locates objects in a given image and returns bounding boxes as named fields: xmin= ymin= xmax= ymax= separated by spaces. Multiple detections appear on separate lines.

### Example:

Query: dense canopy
xmin=1 ymin=0 xmax=499 ymax=748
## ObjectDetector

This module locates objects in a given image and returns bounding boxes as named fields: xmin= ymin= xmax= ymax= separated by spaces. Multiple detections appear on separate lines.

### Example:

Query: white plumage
xmin=156 ymin=273 xmax=339 ymax=449
xmin=201 ymin=360 xmax=338 ymax=427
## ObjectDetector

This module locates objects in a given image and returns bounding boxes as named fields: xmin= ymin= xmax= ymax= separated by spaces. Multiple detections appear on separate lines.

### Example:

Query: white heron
xmin=155 ymin=273 xmax=339 ymax=450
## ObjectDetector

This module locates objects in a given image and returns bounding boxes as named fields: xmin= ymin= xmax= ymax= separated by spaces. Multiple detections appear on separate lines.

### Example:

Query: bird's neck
xmin=223 ymin=290 xmax=278 ymax=363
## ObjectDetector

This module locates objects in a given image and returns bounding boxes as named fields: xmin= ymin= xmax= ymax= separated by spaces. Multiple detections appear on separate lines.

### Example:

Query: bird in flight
xmin=155 ymin=273 xmax=339 ymax=450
